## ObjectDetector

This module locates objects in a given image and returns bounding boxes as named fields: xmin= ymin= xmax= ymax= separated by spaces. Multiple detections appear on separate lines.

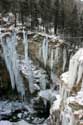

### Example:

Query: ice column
xmin=23 ymin=30 xmax=34 ymax=94
xmin=42 ymin=36 xmax=48 ymax=67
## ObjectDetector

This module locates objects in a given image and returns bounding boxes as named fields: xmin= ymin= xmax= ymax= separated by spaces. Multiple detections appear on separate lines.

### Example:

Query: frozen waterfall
xmin=23 ymin=30 xmax=34 ymax=94
xmin=11 ymin=31 xmax=25 ymax=96
xmin=23 ymin=29 xmax=28 ymax=62
xmin=1 ymin=30 xmax=25 ymax=97
xmin=63 ymin=48 xmax=67 ymax=72
xmin=50 ymin=49 xmax=54 ymax=70
xmin=42 ymin=36 xmax=48 ymax=67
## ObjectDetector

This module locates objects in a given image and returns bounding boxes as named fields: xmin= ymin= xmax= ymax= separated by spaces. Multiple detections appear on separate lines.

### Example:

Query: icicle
xmin=39 ymin=45 xmax=42 ymax=59
xmin=26 ymin=61 xmax=35 ymax=93
xmin=2 ymin=36 xmax=15 ymax=89
xmin=11 ymin=31 xmax=25 ymax=96
xmin=23 ymin=29 xmax=28 ymax=62
xmin=50 ymin=49 xmax=54 ymax=70
xmin=50 ymin=71 xmax=55 ymax=88
xmin=40 ymin=73 xmax=46 ymax=90
xmin=6 ymin=36 xmax=16 ymax=89
xmin=42 ymin=36 xmax=48 ymax=67
xmin=63 ymin=48 xmax=67 ymax=72
xmin=1 ymin=31 xmax=25 ymax=97
xmin=50 ymin=49 xmax=54 ymax=85
xmin=68 ymin=59 xmax=78 ymax=87
xmin=23 ymin=30 xmax=34 ymax=94
xmin=54 ymin=47 xmax=60 ymax=64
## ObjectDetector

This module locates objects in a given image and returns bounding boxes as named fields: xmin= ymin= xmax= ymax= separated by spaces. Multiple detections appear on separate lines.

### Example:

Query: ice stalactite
xmin=67 ymin=49 xmax=83 ymax=89
xmin=11 ymin=31 xmax=25 ymax=96
xmin=68 ymin=59 xmax=78 ymax=88
xmin=50 ymin=49 xmax=55 ymax=84
xmin=50 ymin=49 xmax=54 ymax=71
xmin=40 ymin=73 xmax=46 ymax=90
xmin=23 ymin=30 xmax=34 ymax=94
xmin=1 ymin=30 xmax=25 ymax=97
xmin=23 ymin=29 xmax=28 ymax=62
xmin=42 ymin=36 xmax=48 ymax=67
xmin=54 ymin=47 xmax=60 ymax=64
xmin=26 ymin=61 xmax=35 ymax=94
xmin=2 ymin=36 xmax=15 ymax=89
xmin=62 ymin=48 xmax=67 ymax=72
xmin=38 ymin=45 xmax=42 ymax=59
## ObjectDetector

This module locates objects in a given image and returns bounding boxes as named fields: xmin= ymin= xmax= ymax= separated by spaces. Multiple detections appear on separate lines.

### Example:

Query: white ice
xmin=42 ymin=36 xmax=48 ymax=67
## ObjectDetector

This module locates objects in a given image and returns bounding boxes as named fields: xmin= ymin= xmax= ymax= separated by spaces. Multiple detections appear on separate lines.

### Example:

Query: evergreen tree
xmin=80 ymin=11 xmax=83 ymax=36
xmin=39 ymin=0 xmax=52 ymax=33
xmin=29 ymin=0 xmax=39 ymax=30
xmin=58 ymin=0 xmax=65 ymax=33
xmin=19 ymin=0 xmax=29 ymax=25
xmin=0 ymin=0 xmax=11 ymax=13
xmin=67 ymin=5 xmax=80 ymax=36
xmin=52 ymin=0 xmax=59 ymax=34
xmin=80 ymin=11 xmax=83 ymax=42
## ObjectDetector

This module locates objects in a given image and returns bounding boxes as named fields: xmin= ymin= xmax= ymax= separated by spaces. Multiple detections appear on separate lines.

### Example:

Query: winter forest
xmin=0 ymin=0 xmax=83 ymax=125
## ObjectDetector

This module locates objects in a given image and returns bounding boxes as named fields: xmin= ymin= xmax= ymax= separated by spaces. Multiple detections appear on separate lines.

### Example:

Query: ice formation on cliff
xmin=42 ymin=36 xmax=48 ymax=67
xmin=1 ymin=30 xmax=25 ymax=96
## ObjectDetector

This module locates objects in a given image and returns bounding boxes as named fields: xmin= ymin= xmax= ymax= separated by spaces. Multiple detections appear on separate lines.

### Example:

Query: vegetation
xmin=0 ymin=0 xmax=83 ymax=43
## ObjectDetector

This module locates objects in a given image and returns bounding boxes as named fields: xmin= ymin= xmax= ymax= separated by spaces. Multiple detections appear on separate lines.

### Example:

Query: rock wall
xmin=49 ymin=48 xmax=83 ymax=125
xmin=29 ymin=33 xmax=68 ymax=77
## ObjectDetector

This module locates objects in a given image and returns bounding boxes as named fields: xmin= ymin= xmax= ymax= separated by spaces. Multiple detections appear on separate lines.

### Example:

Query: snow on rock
xmin=61 ymin=48 xmax=83 ymax=91
xmin=60 ymin=49 xmax=83 ymax=125
xmin=0 ymin=120 xmax=32 ymax=125
xmin=13 ymin=120 xmax=32 ymax=125
xmin=50 ymin=95 xmax=61 ymax=114
xmin=48 ymin=49 xmax=83 ymax=125
xmin=0 ymin=121 xmax=12 ymax=125
xmin=38 ymin=89 xmax=57 ymax=103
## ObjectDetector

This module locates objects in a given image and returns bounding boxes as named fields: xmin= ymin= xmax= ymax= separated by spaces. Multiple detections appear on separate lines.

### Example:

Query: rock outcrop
xmin=29 ymin=33 xmax=68 ymax=76
xmin=49 ymin=48 xmax=83 ymax=125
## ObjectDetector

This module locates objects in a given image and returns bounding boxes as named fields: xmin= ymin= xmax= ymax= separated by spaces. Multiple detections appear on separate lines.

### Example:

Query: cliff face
xmin=49 ymin=49 xmax=83 ymax=125
xmin=29 ymin=33 xmax=68 ymax=77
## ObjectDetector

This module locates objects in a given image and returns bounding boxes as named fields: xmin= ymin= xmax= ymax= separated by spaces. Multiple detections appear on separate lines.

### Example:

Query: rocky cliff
xmin=49 ymin=48 xmax=83 ymax=125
